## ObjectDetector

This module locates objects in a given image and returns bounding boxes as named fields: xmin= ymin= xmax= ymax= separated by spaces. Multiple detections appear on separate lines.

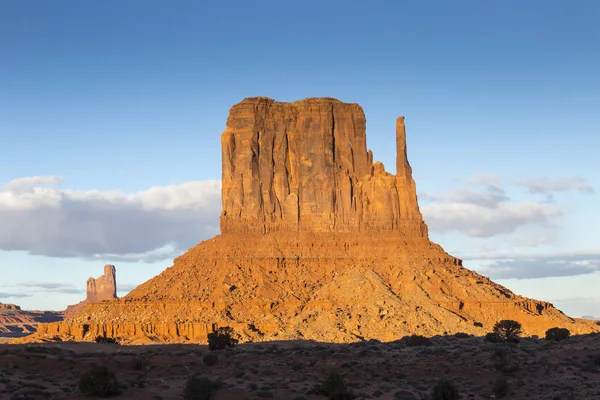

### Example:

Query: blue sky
xmin=1 ymin=1 xmax=599 ymax=317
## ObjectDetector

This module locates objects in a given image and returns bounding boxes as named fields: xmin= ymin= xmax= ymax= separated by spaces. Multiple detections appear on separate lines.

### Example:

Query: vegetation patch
xmin=207 ymin=327 xmax=239 ymax=351
xmin=78 ymin=364 xmax=120 ymax=397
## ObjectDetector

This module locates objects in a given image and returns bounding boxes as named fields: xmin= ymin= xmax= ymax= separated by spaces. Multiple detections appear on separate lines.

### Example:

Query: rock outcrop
xmin=221 ymin=98 xmax=427 ymax=237
xmin=63 ymin=265 xmax=117 ymax=319
xmin=27 ymin=97 xmax=599 ymax=344
xmin=0 ymin=302 xmax=62 ymax=337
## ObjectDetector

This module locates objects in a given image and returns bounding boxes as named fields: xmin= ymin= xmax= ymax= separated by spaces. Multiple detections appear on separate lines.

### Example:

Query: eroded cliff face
xmin=24 ymin=97 xmax=598 ymax=344
xmin=87 ymin=265 xmax=117 ymax=303
xmin=220 ymin=97 xmax=427 ymax=236
xmin=64 ymin=265 xmax=117 ymax=319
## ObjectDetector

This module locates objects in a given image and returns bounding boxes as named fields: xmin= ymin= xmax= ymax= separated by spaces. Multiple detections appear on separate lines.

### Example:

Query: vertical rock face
xmin=64 ymin=265 xmax=117 ymax=319
xmin=220 ymin=97 xmax=428 ymax=236
xmin=86 ymin=265 xmax=117 ymax=303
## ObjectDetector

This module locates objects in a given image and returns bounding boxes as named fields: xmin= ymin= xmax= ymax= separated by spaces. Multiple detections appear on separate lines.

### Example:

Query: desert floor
xmin=1 ymin=334 xmax=599 ymax=400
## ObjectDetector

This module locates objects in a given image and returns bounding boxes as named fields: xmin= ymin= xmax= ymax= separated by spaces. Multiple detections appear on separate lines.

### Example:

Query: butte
xmin=34 ymin=97 xmax=598 ymax=344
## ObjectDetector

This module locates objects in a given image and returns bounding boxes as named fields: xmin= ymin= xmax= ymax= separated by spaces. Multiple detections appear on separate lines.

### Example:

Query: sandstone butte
xmin=63 ymin=264 xmax=117 ymax=319
xmin=26 ymin=97 xmax=599 ymax=344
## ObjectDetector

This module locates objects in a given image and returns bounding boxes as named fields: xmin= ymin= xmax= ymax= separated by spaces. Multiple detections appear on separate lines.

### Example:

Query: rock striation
xmin=27 ymin=97 xmax=599 ymax=344
xmin=0 ymin=302 xmax=62 ymax=337
xmin=221 ymin=98 xmax=427 ymax=236
xmin=63 ymin=265 xmax=117 ymax=319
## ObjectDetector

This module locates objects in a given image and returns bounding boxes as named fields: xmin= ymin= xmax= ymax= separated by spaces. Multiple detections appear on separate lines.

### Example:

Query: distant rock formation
xmin=28 ymin=97 xmax=599 ymax=344
xmin=86 ymin=265 xmax=117 ymax=303
xmin=63 ymin=265 xmax=117 ymax=319
xmin=0 ymin=302 xmax=62 ymax=338
xmin=221 ymin=98 xmax=427 ymax=236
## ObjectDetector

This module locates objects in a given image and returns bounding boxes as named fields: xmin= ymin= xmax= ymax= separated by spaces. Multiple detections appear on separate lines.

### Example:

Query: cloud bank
xmin=0 ymin=176 xmax=221 ymax=262
xmin=420 ymin=175 xmax=563 ymax=237
xmin=464 ymin=250 xmax=600 ymax=279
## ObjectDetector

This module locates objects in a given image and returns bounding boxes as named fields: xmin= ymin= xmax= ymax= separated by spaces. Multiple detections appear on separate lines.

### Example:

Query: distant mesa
xmin=25 ymin=97 xmax=600 ymax=344
xmin=63 ymin=265 xmax=117 ymax=319
xmin=0 ymin=302 xmax=62 ymax=338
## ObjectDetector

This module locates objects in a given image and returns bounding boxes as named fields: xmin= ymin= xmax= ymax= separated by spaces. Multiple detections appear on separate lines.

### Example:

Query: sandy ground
xmin=1 ymin=334 xmax=599 ymax=400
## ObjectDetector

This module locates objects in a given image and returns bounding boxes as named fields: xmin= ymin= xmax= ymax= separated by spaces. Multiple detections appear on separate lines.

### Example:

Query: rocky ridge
xmin=0 ymin=302 xmax=62 ymax=338
xmin=27 ymin=97 xmax=599 ymax=344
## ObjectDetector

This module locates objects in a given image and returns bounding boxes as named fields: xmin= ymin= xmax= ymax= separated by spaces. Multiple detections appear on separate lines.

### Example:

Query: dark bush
xmin=492 ymin=376 xmax=508 ymax=398
xmin=315 ymin=372 xmax=355 ymax=400
xmin=492 ymin=320 xmax=522 ymax=343
xmin=545 ymin=327 xmax=570 ymax=341
xmin=431 ymin=379 xmax=459 ymax=400
xmin=491 ymin=346 xmax=519 ymax=373
xmin=95 ymin=336 xmax=120 ymax=345
xmin=474 ymin=322 xmax=483 ymax=328
xmin=202 ymin=353 xmax=218 ymax=366
xmin=404 ymin=334 xmax=432 ymax=347
xmin=207 ymin=327 xmax=238 ymax=351
xmin=132 ymin=357 xmax=145 ymax=370
xmin=183 ymin=375 xmax=215 ymax=400
xmin=78 ymin=364 xmax=120 ymax=397
xmin=484 ymin=332 xmax=503 ymax=343
xmin=454 ymin=332 xmax=470 ymax=339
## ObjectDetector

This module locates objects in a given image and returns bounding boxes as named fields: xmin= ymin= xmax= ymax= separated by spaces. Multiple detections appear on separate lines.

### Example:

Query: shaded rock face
xmin=63 ymin=265 xmax=117 ymax=319
xmin=27 ymin=97 xmax=599 ymax=344
xmin=86 ymin=265 xmax=117 ymax=303
xmin=221 ymin=97 xmax=427 ymax=236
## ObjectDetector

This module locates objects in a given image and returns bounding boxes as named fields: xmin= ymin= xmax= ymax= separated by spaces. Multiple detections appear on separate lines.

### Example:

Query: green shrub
xmin=492 ymin=376 xmax=508 ymax=398
xmin=492 ymin=320 xmax=522 ymax=343
xmin=207 ymin=327 xmax=238 ymax=351
xmin=183 ymin=375 xmax=215 ymax=400
xmin=545 ymin=327 xmax=570 ymax=341
xmin=202 ymin=353 xmax=218 ymax=366
xmin=95 ymin=335 xmax=120 ymax=345
xmin=315 ymin=372 xmax=355 ymax=400
xmin=431 ymin=379 xmax=459 ymax=400
xmin=404 ymin=334 xmax=432 ymax=347
xmin=79 ymin=364 xmax=120 ymax=397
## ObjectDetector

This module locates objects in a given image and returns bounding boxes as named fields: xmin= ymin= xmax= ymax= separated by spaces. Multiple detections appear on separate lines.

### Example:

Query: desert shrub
xmin=94 ymin=336 xmax=120 ymax=345
xmin=454 ymin=332 xmax=470 ymax=339
xmin=492 ymin=320 xmax=522 ymax=343
xmin=183 ymin=375 xmax=215 ymax=400
xmin=207 ymin=327 xmax=238 ymax=351
xmin=78 ymin=364 xmax=120 ymax=397
xmin=315 ymin=372 xmax=355 ymax=400
xmin=132 ymin=357 xmax=145 ymax=370
xmin=202 ymin=353 xmax=218 ymax=366
xmin=404 ymin=334 xmax=432 ymax=347
xmin=430 ymin=379 xmax=459 ymax=400
xmin=473 ymin=322 xmax=483 ymax=328
xmin=545 ymin=327 xmax=570 ymax=341
xmin=484 ymin=332 xmax=503 ymax=343
xmin=492 ymin=376 xmax=508 ymax=398
xmin=491 ymin=346 xmax=519 ymax=373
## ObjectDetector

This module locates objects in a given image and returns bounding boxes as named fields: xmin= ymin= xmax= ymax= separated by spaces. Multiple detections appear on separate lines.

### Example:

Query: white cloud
xmin=517 ymin=177 xmax=594 ymax=194
xmin=0 ymin=177 xmax=222 ymax=261
xmin=464 ymin=250 xmax=600 ymax=279
xmin=17 ymin=282 xmax=83 ymax=295
xmin=420 ymin=177 xmax=561 ymax=237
